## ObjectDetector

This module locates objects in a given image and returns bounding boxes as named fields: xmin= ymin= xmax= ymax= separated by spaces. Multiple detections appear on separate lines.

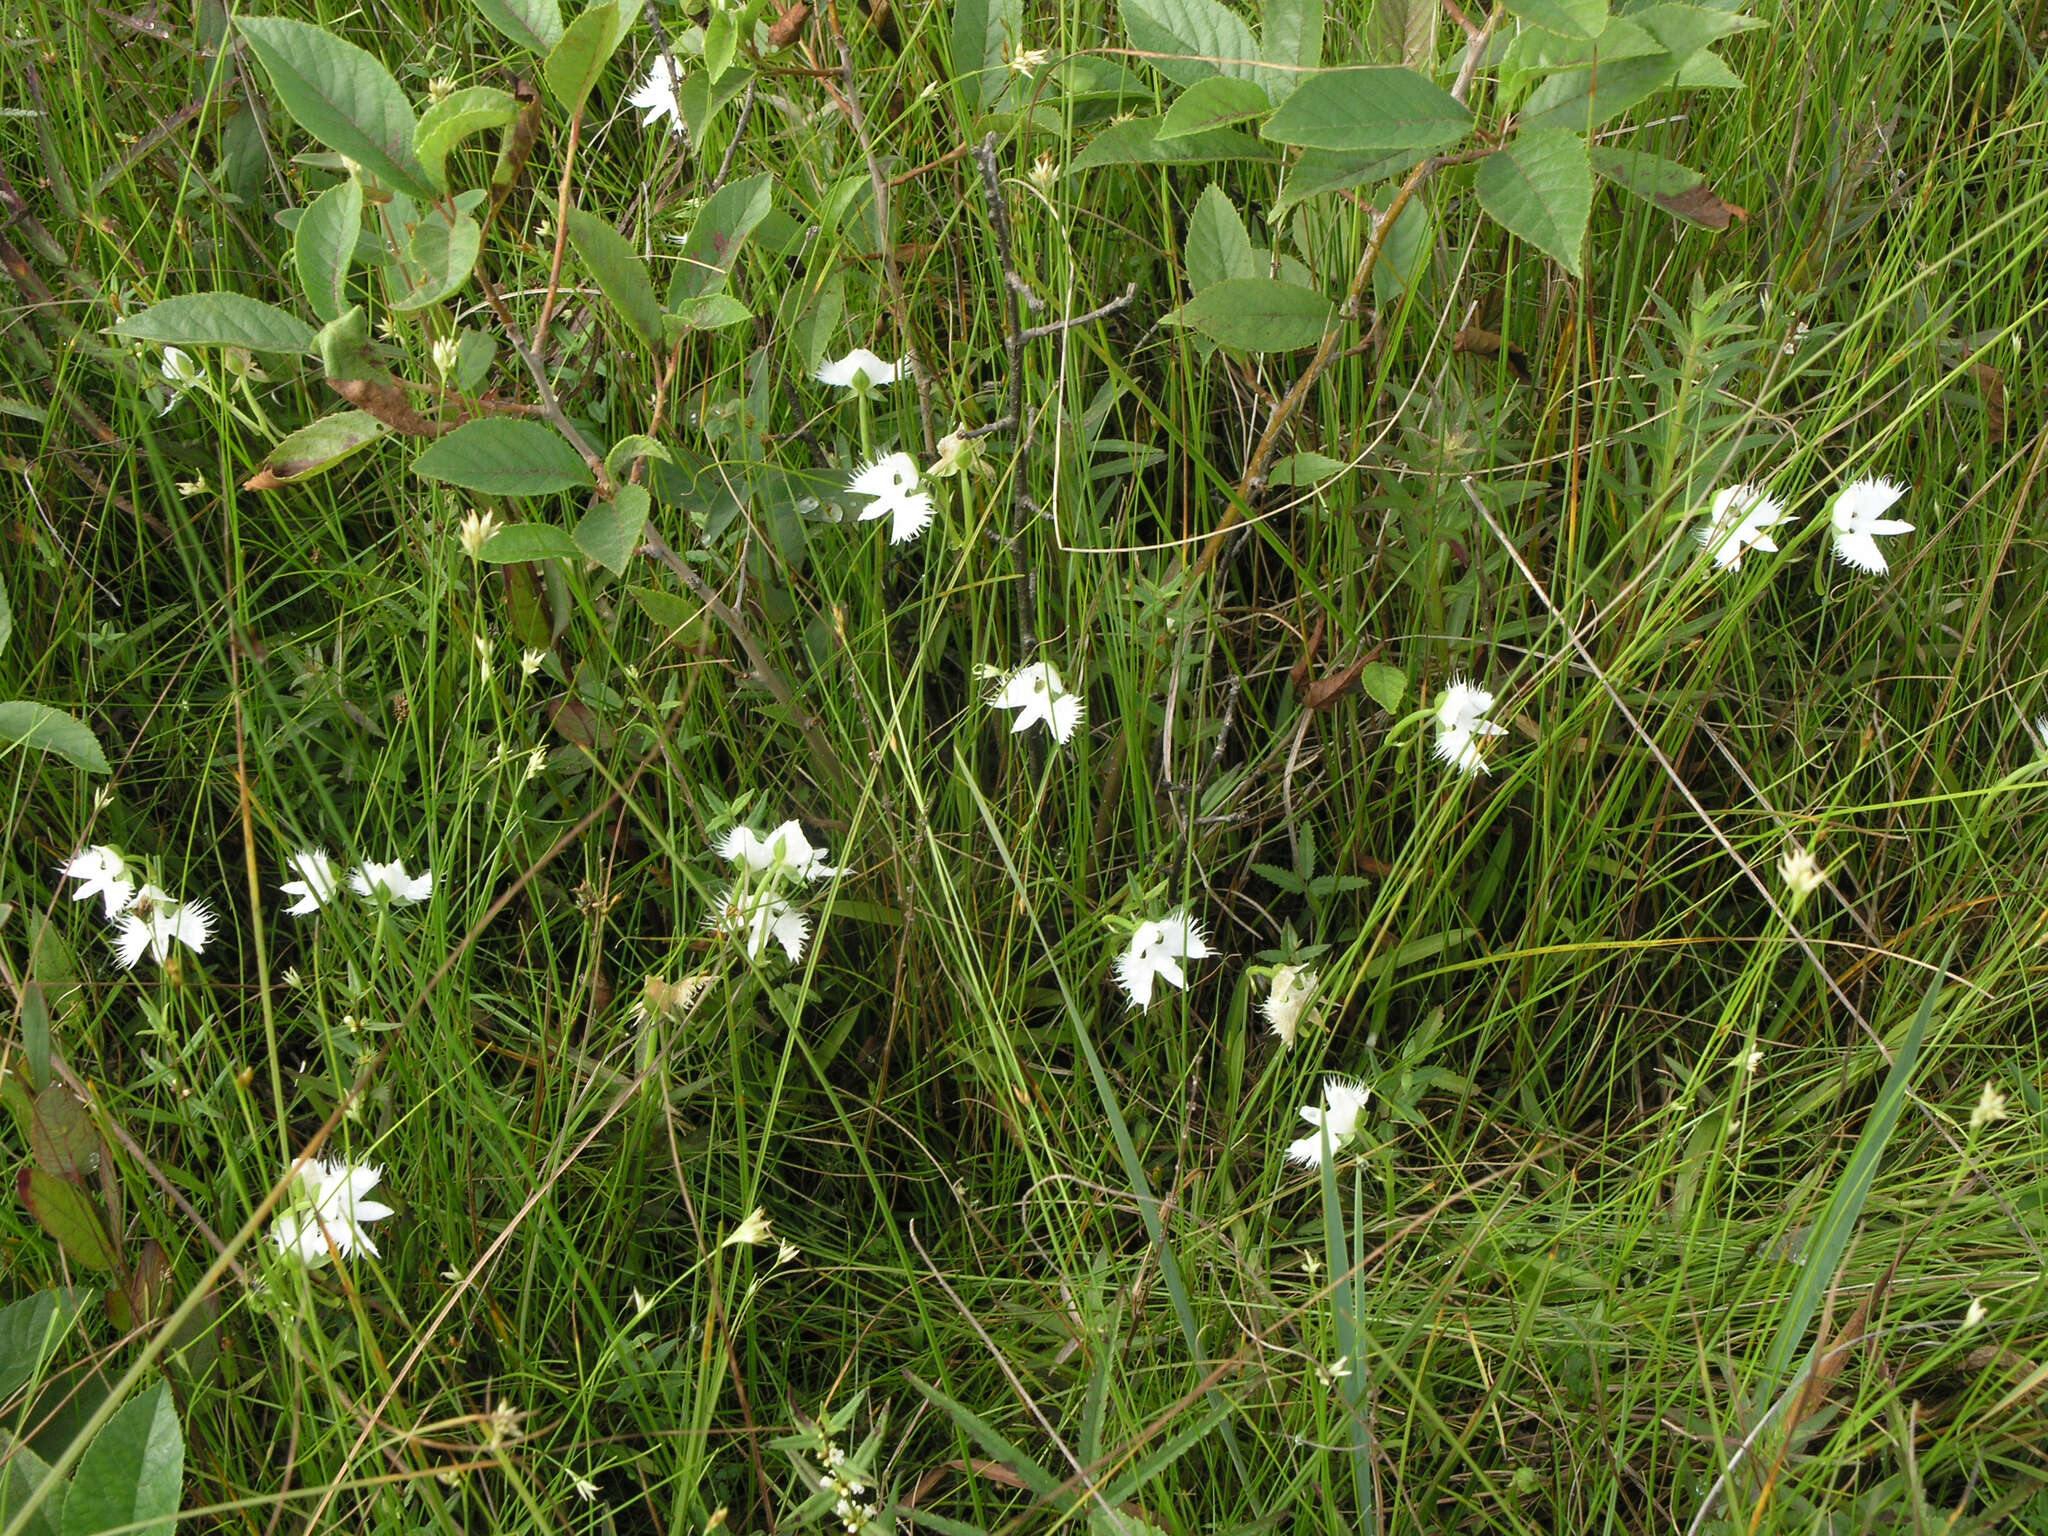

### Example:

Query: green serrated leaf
xmin=1504 ymin=0 xmax=1608 ymax=39
xmin=469 ymin=0 xmax=563 ymax=52
xmin=478 ymin=523 xmax=585 ymax=563
xmin=391 ymin=206 xmax=482 ymax=312
xmin=1369 ymin=0 xmax=1437 ymax=66
xmin=1185 ymin=183 xmax=1257 ymax=292
xmin=573 ymin=483 xmax=651 ymax=574
xmin=246 ymin=411 xmax=388 ymax=488
xmin=1632 ymin=1 xmax=1762 ymax=61
xmin=1262 ymin=65 xmax=1471 ymax=153
xmin=411 ymin=419 xmax=593 ymax=495
xmin=668 ymin=172 xmax=774 ymax=305
xmin=1266 ymin=450 xmax=1347 ymax=484
xmin=567 ymin=209 xmax=664 ymax=347
xmin=1474 ymin=127 xmax=1591 ymax=276
xmin=662 ymin=294 xmax=752 ymax=334
xmin=0 ymin=1429 xmax=66 ymax=1536
xmin=950 ymin=0 xmax=1024 ymax=112
xmin=414 ymin=86 xmax=518 ymax=191
xmin=1158 ymin=75 xmax=1272 ymax=139
xmin=62 ymin=1380 xmax=183 ymax=1536
xmin=1590 ymin=146 xmax=1743 ymax=227
xmin=544 ymin=0 xmax=633 ymax=115
xmin=1068 ymin=116 xmax=1280 ymax=172
xmin=0 ymin=703 xmax=109 ymax=774
xmin=1180 ymin=278 xmax=1335 ymax=351
xmin=1262 ymin=0 xmax=1325 ymax=79
xmin=110 ymin=293 xmax=314 ymax=354
xmin=237 ymin=16 xmax=433 ymax=198
xmin=1122 ymin=0 xmax=1261 ymax=89
xmin=17 ymin=1169 xmax=118 ymax=1272
xmin=293 ymin=178 xmax=361 ymax=324
xmin=1516 ymin=42 xmax=1680 ymax=132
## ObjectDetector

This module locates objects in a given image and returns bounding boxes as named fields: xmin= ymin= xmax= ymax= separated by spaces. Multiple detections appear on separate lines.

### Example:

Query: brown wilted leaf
xmin=1289 ymin=615 xmax=1326 ymax=694
xmin=1453 ymin=325 xmax=1531 ymax=382
xmin=326 ymin=377 xmax=449 ymax=437
xmin=1302 ymin=655 xmax=1368 ymax=711
xmin=549 ymin=695 xmax=614 ymax=750
xmin=1653 ymin=182 xmax=1747 ymax=231
xmin=766 ymin=0 xmax=810 ymax=48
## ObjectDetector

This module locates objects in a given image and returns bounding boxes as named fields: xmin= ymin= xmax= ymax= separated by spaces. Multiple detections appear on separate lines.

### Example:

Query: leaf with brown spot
xmin=549 ymin=695 xmax=614 ymax=750
xmin=1652 ymin=182 xmax=1746 ymax=230
xmin=325 ymin=377 xmax=449 ymax=438
xmin=1973 ymin=362 xmax=2006 ymax=445
xmin=242 ymin=410 xmax=389 ymax=491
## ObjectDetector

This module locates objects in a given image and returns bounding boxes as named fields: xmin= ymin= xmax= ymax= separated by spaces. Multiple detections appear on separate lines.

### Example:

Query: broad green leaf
xmin=244 ymin=411 xmax=388 ymax=489
xmin=29 ymin=1087 xmax=99 ymax=1184
xmin=1263 ymin=66 xmax=1471 ymax=153
xmin=110 ymin=293 xmax=314 ymax=355
xmin=1591 ymin=146 xmax=1744 ymax=227
xmin=1180 ymin=278 xmax=1335 ymax=350
xmin=1068 ymin=116 xmax=1280 ymax=172
xmin=452 ymin=330 xmax=497 ymax=392
xmin=391 ymin=207 xmax=482 ymax=312
xmin=603 ymin=435 xmax=674 ymax=480
xmin=1474 ymin=127 xmax=1591 ymax=276
xmin=949 ymin=0 xmax=1024 ymax=111
xmin=62 ymin=1380 xmax=183 ymax=1536
xmin=1158 ymin=75 xmax=1272 ymax=139
xmin=1359 ymin=661 xmax=1407 ymax=713
xmin=1516 ymin=47 xmax=1679 ymax=132
xmin=573 ymin=483 xmax=651 ymax=574
xmin=414 ymin=86 xmax=518 ymax=191
xmin=17 ymin=1169 xmax=118 ymax=1272
xmin=469 ymin=0 xmax=563 ymax=52
xmin=477 ymin=523 xmax=584 ymax=563
xmin=1185 ymin=184 xmax=1257 ymax=292
xmin=567 ymin=209 xmax=664 ymax=347
xmin=1266 ymin=449 xmax=1347 ymax=484
xmin=0 ymin=703 xmax=109 ymax=775
xmin=1368 ymin=193 xmax=1434 ymax=302
xmin=668 ymin=172 xmax=774 ymax=304
xmin=544 ymin=0 xmax=632 ymax=114
xmin=1633 ymin=1 xmax=1762 ymax=61
xmin=1262 ymin=0 xmax=1324 ymax=75
xmin=411 ymin=419 xmax=594 ymax=496
xmin=0 ymin=1431 xmax=65 ymax=1536
xmin=237 ymin=17 xmax=433 ymax=198
xmin=0 ymin=1291 xmax=87 ymax=1408
xmin=1504 ymin=0 xmax=1607 ymax=39
xmin=1121 ymin=0 xmax=1261 ymax=88
xmin=1368 ymin=0 xmax=1437 ymax=66
xmin=293 ymin=178 xmax=361 ymax=324
xmin=662 ymin=294 xmax=752 ymax=334
xmin=1273 ymin=144 xmax=1433 ymax=212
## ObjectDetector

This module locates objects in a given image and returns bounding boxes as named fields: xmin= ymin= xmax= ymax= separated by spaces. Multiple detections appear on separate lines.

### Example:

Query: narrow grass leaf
xmin=411 ymin=419 xmax=593 ymax=496
xmin=1759 ymin=961 xmax=1942 ymax=1386
xmin=60 ymin=1380 xmax=182 ymax=1536
xmin=1474 ymin=127 xmax=1592 ymax=276
xmin=237 ymin=17 xmax=433 ymax=198
xmin=1262 ymin=66 xmax=1471 ymax=153
xmin=1098 ymin=1401 xmax=1230 ymax=1506
xmin=903 ymin=1373 xmax=1066 ymax=1504
xmin=567 ymin=209 xmax=664 ymax=347
xmin=293 ymin=178 xmax=361 ymax=323
xmin=110 ymin=293 xmax=314 ymax=355
xmin=0 ymin=704 xmax=108 ymax=775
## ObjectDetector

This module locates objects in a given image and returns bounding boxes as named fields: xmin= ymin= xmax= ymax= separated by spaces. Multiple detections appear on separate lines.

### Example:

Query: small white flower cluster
xmin=1696 ymin=477 xmax=1914 ymax=576
xmin=271 ymin=1156 xmax=394 ymax=1268
xmin=818 ymin=1439 xmax=876 ymax=1536
xmin=59 ymin=846 xmax=214 ymax=970
xmin=277 ymin=849 xmax=433 ymax=915
xmin=707 ymin=819 xmax=843 ymax=963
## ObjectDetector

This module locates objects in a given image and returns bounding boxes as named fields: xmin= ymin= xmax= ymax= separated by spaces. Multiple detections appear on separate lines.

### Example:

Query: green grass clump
xmin=4 ymin=0 xmax=2048 ymax=1531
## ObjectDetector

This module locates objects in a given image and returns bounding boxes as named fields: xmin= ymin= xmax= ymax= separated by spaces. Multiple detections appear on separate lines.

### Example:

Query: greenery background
xmin=3 ymin=0 xmax=2048 ymax=1530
